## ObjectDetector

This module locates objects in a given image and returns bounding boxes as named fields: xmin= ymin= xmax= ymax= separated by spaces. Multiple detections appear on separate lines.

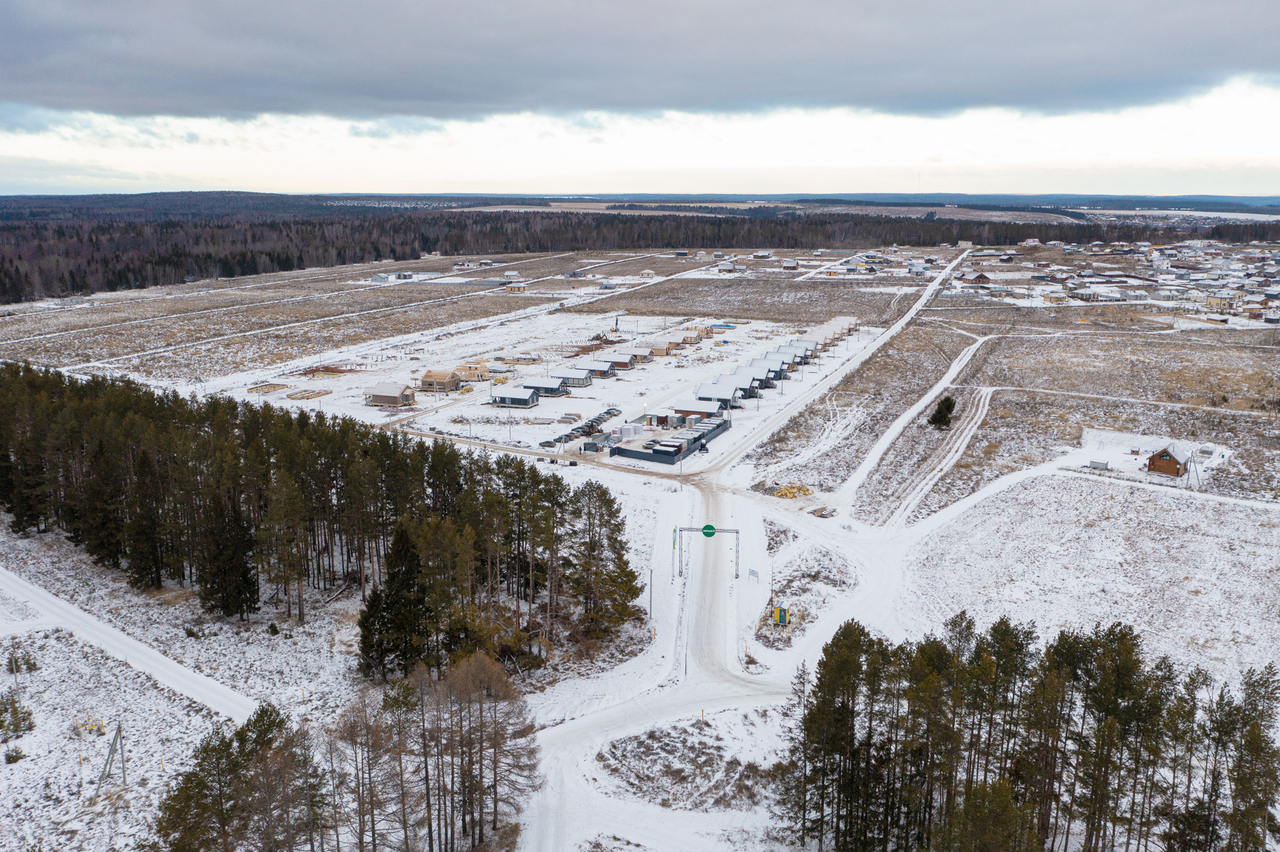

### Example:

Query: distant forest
xmin=0 ymin=193 xmax=1276 ymax=304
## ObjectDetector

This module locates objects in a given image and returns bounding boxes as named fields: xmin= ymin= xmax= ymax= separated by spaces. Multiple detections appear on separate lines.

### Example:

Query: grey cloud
xmin=1 ymin=0 xmax=1276 ymax=119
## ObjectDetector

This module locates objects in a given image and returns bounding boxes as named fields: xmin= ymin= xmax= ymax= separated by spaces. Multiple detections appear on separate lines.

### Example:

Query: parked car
xmin=539 ymin=440 xmax=556 ymax=448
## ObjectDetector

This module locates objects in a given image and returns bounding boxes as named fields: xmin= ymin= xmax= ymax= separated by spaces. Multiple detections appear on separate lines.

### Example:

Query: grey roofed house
xmin=793 ymin=339 xmax=824 ymax=353
xmin=579 ymin=360 xmax=618 ymax=378
xmin=492 ymin=387 xmax=539 ymax=408
xmin=618 ymin=347 xmax=655 ymax=362
xmin=522 ymin=376 xmax=569 ymax=396
xmin=734 ymin=364 xmax=774 ymax=387
xmin=768 ymin=349 xmax=801 ymax=368
xmin=549 ymin=368 xmax=593 ymax=387
xmin=750 ymin=357 xmax=788 ymax=379
xmin=695 ymin=382 xmax=743 ymax=407
xmin=602 ymin=352 xmax=639 ymax=369
xmin=719 ymin=372 xmax=760 ymax=397
xmin=775 ymin=345 xmax=811 ymax=364
xmin=365 ymin=382 xmax=416 ymax=407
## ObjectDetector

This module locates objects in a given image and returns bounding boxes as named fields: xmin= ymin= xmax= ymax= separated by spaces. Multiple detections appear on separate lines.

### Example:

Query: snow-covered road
xmin=0 ymin=564 xmax=258 ymax=724
xmin=520 ymin=253 xmax=972 ymax=850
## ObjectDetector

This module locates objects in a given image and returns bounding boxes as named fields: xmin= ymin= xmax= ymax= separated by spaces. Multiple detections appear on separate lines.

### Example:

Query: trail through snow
xmin=0 ymin=564 xmax=258 ymax=724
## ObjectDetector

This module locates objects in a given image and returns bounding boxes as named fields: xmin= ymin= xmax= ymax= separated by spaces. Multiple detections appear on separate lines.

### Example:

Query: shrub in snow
xmin=0 ymin=688 xmax=35 ymax=742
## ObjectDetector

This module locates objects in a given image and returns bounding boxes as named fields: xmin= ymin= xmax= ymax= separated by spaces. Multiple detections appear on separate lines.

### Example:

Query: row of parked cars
xmin=539 ymin=407 xmax=622 ymax=449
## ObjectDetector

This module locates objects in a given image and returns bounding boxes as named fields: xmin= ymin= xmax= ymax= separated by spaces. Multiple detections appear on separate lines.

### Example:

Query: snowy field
xmin=906 ymin=474 xmax=1280 ymax=682
xmin=0 ymin=629 xmax=219 ymax=852
xmin=5 ymin=245 xmax=1280 ymax=852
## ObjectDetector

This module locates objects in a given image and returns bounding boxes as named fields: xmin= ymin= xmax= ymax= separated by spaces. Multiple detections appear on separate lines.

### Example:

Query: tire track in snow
xmin=884 ymin=387 xmax=993 ymax=528
xmin=833 ymin=334 xmax=993 ymax=508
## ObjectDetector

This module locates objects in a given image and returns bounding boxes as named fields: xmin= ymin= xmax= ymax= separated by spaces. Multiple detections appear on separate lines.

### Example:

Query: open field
xmin=0 ymin=628 xmax=220 ymax=852
xmin=907 ymin=475 xmax=1280 ymax=682
xmin=5 ymin=243 xmax=1280 ymax=852
xmin=746 ymin=322 xmax=975 ymax=493
xmin=567 ymin=276 xmax=918 ymax=324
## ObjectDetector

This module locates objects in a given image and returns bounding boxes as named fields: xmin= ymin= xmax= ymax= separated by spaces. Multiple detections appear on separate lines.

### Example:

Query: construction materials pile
xmin=773 ymin=483 xmax=813 ymax=499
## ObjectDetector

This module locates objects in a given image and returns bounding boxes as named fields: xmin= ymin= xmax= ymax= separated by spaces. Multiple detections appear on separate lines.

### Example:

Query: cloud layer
xmin=3 ymin=0 xmax=1278 ymax=118
xmin=3 ymin=80 xmax=1279 ymax=195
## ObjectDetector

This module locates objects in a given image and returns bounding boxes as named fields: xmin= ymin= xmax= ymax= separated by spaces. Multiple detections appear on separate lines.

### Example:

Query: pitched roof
xmin=1153 ymin=443 xmax=1191 ymax=464
xmin=368 ymin=382 xmax=411 ymax=397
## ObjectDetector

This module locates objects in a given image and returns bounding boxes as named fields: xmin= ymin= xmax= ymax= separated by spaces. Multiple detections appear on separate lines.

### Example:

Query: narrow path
xmin=884 ymin=387 xmax=993 ymax=527
xmin=0 ymin=565 xmax=258 ymax=724
xmin=832 ymin=334 xmax=992 ymax=507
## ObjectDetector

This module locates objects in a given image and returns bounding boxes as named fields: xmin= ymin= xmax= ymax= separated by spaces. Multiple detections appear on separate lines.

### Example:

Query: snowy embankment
xmin=0 ymin=626 xmax=219 ymax=852
xmin=0 ymin=523 xmax=362 ymax=728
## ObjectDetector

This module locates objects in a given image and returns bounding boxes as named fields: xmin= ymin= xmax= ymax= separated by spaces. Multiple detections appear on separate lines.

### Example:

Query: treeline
xmin=0 ymin=364 xmax=641 ymax=668
xmin=152 ymin=654 xmax=538 ymax=852
xmin=776 ymin=614 xmax=1280 ymax=852
xmin=0 ymin=209 xmax=1192 ymax=303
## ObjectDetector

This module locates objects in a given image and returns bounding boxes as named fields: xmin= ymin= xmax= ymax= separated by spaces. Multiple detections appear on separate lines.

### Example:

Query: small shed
xmin=493 ymin=387 xmax=539 ymax=408
xmin=506 ymin=282 xmax=527 ymax=293
xmin=366 ymin=382 xmax=416 ymax=407
xmin=549 ymin=368 xmax=593 ymax=388
xmin=419 ymin=370 xmax=461 ymax=393
xmin=781 ymin=258 xmax=799 ymax=271
xmin=523 ymin=377 xmax=569 ymax=397
xmin=1148 ymin=444 xmax=1190 ymax=477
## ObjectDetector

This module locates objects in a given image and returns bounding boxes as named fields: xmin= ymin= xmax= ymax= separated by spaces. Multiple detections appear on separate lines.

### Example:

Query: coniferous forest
xmin=776 ymin=615 xmax=1280 ymax=852
xmin=0 ymin=363 xmax=642 ymax=672
xmin=0 ymin=206 xmax=1222 ymax=304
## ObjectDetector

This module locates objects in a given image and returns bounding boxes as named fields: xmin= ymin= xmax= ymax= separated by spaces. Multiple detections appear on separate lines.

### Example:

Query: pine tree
xmin=567 ymin=481 xmax=640 ymax=639
xmin=124 ymin=449 xmax=164 ymax=589
xmin=196 ymin=491 xmax=258 ymax=619
xmin=358 ymin=585 xmax=393 ymax=682
xmin=929 ymin=395 xmax=957 ymax=429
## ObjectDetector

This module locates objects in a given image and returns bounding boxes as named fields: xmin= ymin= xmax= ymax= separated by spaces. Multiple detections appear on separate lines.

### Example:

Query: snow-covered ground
xmin=9 ymin=245 xmax=1280 ymax=852
xmin=0 ymin=628 xmax=219 ymax=852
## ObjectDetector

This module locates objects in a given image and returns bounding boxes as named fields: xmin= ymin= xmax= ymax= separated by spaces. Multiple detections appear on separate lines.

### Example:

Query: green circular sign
xmin=702 ymin=524 xmax=716 ymax=538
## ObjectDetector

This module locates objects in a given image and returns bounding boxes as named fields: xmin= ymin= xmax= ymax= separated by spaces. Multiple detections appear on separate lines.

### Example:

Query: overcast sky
xmin=2 ymin=0 xmax=1278 ymax=194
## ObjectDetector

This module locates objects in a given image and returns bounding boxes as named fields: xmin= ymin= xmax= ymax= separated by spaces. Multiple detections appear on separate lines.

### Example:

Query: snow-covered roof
xmin=522 ymin=377 xmax=566 ymax=390
xmin=695 ymin=383 xmax=741 ymax=401
xmin=1155 ymin=443 xmax=1191 ymax=464
xmin=669 ymin=399 xmax=725 ymax=415
xmin=367 ymin=382 xmax=411 ymax=397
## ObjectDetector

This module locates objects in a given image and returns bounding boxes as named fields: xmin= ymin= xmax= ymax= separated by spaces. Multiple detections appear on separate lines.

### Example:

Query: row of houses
xmin=489 ymin=325 xmax=723 ymax=408
xmin=365 ymin=360 xmax=493 ymax=407
xmin=646 ymin=318 xmax=859 ymax=425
